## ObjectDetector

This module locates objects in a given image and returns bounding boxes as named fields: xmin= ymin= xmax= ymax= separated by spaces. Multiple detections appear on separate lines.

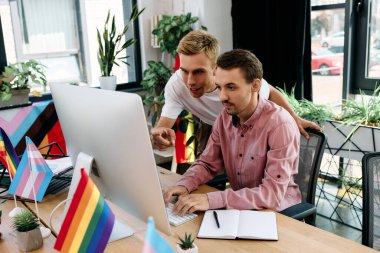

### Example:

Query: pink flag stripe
xmin=142 ymin=243 xmax=156 ymax=253
xmin=20 ymin=169 xmax=36 ymax=198
xmin=27 ymin=171 xmax=45 ymax=199
xmin=0 ymin=106 xmax=33 ymax=135
xmin=15 ymin=163 xmax=31 ymax=196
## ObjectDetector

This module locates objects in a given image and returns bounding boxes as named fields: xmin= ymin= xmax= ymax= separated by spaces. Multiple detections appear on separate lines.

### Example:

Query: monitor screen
xmin=50 ymin=83 xmax=172 ymax=235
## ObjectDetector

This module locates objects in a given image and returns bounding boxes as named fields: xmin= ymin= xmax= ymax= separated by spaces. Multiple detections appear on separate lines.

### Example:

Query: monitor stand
xmin=66 ymin=152 xmax=134 ymax=242
xmin=109 ymin=220 xmax=134 ymax=242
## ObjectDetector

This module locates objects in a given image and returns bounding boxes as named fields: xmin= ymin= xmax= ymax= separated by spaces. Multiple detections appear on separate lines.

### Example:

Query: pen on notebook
xmin=213 ymin=210 xmax=220 ymax=228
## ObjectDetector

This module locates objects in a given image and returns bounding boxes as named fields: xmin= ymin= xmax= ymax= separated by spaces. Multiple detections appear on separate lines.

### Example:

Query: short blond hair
xmin=177 ymin=30 xmax=220 ymax=64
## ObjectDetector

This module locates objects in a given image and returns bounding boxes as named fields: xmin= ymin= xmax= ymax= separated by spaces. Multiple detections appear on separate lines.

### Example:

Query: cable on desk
xmin=49 ymin=197 xmax=72 ymax=235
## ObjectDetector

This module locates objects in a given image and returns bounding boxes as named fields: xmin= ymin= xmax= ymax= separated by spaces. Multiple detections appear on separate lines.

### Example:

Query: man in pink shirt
xmin=163 ymin=49 xmax=301 ymax=214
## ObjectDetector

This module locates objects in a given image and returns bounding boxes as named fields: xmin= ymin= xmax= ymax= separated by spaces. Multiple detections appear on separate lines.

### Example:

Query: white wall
xmin=0 ymin=0 xmax=17 ymax=63
xmin=137 ymin=0 xmax=232 ymax=70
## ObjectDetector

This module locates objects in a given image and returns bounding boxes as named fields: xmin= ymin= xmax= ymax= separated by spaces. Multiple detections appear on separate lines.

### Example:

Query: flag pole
xmin=5 ymin=159 xmax=18 ymax=207
xmin=29 ymin=156 xmax=51 ymax=238
xmin=5 ymin=157 xmax=23 ymax=218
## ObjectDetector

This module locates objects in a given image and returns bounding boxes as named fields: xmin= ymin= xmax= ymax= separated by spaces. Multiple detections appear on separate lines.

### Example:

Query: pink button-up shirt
xmin=176 ymin=97 xmax=301 ymax=211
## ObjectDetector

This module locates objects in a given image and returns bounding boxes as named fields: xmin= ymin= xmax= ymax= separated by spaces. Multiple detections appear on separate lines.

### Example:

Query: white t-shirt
xmin=161 ymin=70 xmax=270 ymax=125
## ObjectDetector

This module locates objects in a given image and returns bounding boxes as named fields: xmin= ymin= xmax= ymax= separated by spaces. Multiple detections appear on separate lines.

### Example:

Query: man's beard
xmin=222 ymin=100 xmax=237 ymax=115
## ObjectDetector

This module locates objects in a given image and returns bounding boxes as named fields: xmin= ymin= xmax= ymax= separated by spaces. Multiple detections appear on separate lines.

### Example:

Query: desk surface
xmin=1 ymin=168 xmax=377 ymax=253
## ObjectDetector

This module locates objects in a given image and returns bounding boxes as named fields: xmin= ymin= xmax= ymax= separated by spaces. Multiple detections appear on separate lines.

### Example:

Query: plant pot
xmin=16 ymin=228 xmax=43 ymax=252
xmin=0 ymin=89 xmax=30 ymax=108
xmin=324 ymin=120 xmax=380 ymax=161
xmin=99 ymin=76 xmax=117 ymax=90
xmin=176 ymin=243 xmax=198 ymax=253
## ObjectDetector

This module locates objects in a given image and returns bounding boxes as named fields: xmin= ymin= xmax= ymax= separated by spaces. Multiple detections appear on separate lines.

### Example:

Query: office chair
xmin=280 ymin=129 xmax=327 ymax=225
xmin=362 ymin=152 xmax=380 ymax=250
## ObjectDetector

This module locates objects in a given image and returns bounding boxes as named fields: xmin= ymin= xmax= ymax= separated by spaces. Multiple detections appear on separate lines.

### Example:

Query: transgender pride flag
xmin=8 ymin=137 xmax=53 ymax=202
xmin=142 ymin=217 xmax=174 ymax=253
xmin=54 ymin=169 xmax=115 ymax=253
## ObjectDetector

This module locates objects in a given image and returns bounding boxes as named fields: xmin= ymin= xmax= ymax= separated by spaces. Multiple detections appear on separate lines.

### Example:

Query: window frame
xmin=9 ymin=0 xmax=85 ymax=83
xmin=311 ymin=2 xmax=347 ymax=101
xmin=0 ymin=0 xmax=143 ymax=103
xmin=0 ymin=17 xmax=7 ymax=73
xmin=350 ymin=0 xmax=380 ymax=94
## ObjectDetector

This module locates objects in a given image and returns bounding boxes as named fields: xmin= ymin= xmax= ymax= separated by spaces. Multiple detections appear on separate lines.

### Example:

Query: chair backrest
xmin=362 ymin=152 xmax=380 ymax=249
xmin=295 ymin=129 xmax=327 ymax=204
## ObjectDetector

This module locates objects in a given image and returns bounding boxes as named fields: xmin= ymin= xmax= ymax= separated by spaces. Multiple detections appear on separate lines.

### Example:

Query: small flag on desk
xmin=8 ymin=137 xmax=53 ymax=201
xmin=0 ymin=127 xmax=19 ymax=178
xmin=54 ymin=169 xmax=115 ymax=253
xmin=175 ymin=112 xmax=196 ymax=164
xmin=142 ymin=217 xmax=175 ymax=253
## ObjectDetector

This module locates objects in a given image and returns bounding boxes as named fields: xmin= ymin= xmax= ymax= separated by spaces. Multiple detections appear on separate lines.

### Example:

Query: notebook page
xmin=197 ymin=210 xmax=240 ymax=239
xmin=237 ymin=211 xmax=278 ymax=240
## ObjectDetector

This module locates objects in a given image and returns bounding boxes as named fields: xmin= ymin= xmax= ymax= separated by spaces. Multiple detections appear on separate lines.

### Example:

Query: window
xmin=10 ymin=0 xmax=82 ymax=86
xmin=0 ymin=0 xmax=141 ymax=96
xmin=352 ymin=0 xmax=380 ymax=93
xmin=311 ymin=1 xmax=346 ymax=105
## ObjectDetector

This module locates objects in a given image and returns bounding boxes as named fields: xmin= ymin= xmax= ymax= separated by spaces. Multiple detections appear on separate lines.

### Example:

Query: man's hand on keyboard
xmin=173 ymin=194 xmax=209 ymax=216
xmin=163 ymin=185 xmax=189 ymax=206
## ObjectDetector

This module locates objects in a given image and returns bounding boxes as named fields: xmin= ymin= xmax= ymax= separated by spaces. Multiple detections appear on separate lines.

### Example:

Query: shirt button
xmin=241 ymin=134 xmax=244 ymax=137
xmin=239 ymin=154 xmax=242 ymax=157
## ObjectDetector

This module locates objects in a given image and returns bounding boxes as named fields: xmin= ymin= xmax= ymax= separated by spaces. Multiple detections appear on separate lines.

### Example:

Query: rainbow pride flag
xmin=175 ymin=112 xmax=195 ymax=164
xmin=0 ymin=127 xmax=20 ymax=178
xmin=54 ymin=169 xmax=115 ymax=253
xmin=142 ymin=217 xmax=174 ymax=253
xmin=8 ymin=137 xmax=53 ymax=201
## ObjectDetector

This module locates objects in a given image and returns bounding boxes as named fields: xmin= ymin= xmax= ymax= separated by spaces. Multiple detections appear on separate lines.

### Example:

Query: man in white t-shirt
xmin=151 ymin=30 xmax=320 ymax=153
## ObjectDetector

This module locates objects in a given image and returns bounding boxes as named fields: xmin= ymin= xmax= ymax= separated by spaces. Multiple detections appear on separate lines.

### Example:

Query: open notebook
xmin=198 ymin=210 xmax=278 ymax=240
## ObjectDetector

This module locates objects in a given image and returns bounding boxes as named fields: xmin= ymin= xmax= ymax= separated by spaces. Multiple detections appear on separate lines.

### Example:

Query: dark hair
xmin=216 ymin=49 xmax=263 ymax=82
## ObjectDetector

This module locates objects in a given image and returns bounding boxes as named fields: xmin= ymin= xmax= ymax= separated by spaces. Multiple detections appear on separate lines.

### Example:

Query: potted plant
xmin=0 ymin=59 xmax=46 ymax=108
xmin=141 ymin=60 xmax=172 ymax=126
xmin=97 ymin=5 xmax=144 ymax=90
xmin=152 ymin=13 xmax=204 ymax=59
xmin=176 ymin=233 xmax=198 ymax=253
xmin=12 ymin=209 xmax=43 ymax=252
xmin=324 ymin=85 xmax=380 ymax=161
xmin=276 ymin=86 xmax=333 ymax=126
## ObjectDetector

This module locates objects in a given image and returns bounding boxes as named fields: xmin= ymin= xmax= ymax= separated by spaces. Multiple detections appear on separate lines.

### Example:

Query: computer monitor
xmin=50 ymin=83 xmax=172 ymax=236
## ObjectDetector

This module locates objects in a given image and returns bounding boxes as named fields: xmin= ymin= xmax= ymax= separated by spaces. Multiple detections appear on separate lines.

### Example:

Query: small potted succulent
xmin=176 ymin=233 xmax=198 ymax=253
xmin=12 ymin=209 xmax=43 ymax=252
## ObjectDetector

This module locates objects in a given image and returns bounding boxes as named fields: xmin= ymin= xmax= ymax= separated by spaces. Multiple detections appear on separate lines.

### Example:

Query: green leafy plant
xmin=0 ymin=60 xmax=47 ymax=101
xmin=152 ymin=13 xmax=205 ymax=58
xmin=277 ymin=86 xmax=333 ymax=126
xmin=338 ymin=85 xmax=380 ymax=127
xmin=97 ymin=5 xmax=144 ymax=76
xmin=333 ymin=85 xmax=380 ymax=140
xmin=178 ymin=232 xmax=195 ymax=250
xmin=141 ymin=60 xmax=172 ymax=126
xmin=12 ymin=210 xmax=39 ymax=233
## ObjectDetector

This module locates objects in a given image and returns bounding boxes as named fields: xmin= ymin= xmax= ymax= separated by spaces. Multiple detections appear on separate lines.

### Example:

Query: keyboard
xmin=166 ymin=202 xmax=198 ymax=226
